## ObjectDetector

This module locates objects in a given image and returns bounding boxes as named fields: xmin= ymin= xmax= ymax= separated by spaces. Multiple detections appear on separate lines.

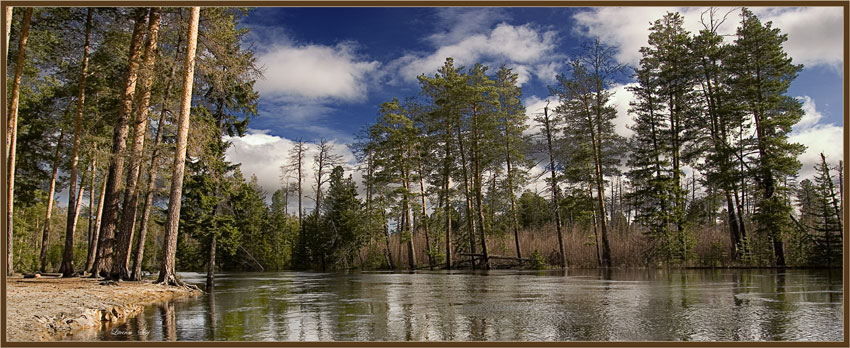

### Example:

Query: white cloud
xmin=391 ymin=22 xmax=562 ymax=86
xmin=751 ymin=7 xmax=843 ymax=71
xmin=572 ymin=7 xmax=843 ymax=70
xmin=607 ymin=83 xmax=637 ymax=138
xmin=224 ymin=131 xmax=359 ymax=211
xmin=256 ymin=41 xmax=380 ymax=102
xmin=522 ymin=95 xmax=552 ymax=137
xmin=789 ymin=96 xmax=844 ymax=181
xmin=796 ymin=96 xmax=823 ymax=129
xmin=425 ymin=8 xmax=510 ymax=47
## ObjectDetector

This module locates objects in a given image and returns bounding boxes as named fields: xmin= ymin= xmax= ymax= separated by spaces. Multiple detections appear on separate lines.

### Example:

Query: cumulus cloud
xmin=256 ymin=41 xmax=380 ymax=102
xmin=424 ymin=7 xmax=510 ymax=47
xmin=751 ymin=7 xmax=843 ymax=71
xmin=522 ymin=95 xmax=552 ymax=137
xmin=789 ymin=96 xmax=844 ymax=181
xmin=224 ymin=131 xmax=359 ymax=211
xmin=607 ymin=83 xmax=638 ymax=138
xmin=390 ymin=10 xmax=562 ymax=86
xmin=572 ymin=6 xmax=843 ymax=70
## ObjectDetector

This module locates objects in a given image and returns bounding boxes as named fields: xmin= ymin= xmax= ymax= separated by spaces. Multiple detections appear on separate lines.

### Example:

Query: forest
xmin=4 ymin=7 xmax=844 ymax=288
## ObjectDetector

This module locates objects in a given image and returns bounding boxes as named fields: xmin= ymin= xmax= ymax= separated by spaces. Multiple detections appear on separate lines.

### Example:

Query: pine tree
xmin=91 ymin=8 xmax=148 ymax=277
xmin=157 ymin=6 xmax=200 ymax=286
xmin=808 ymin=154 xmax=843 ymax=267
xmin=551 ymin=39 xmax=626 ymax=267
xmin=728 ymin=8 xmax=806 ymax=267
xmin=494 ymin=65 xmax=529 ymax=260
xmin=6 ymin=7 xmax=32 ymax=276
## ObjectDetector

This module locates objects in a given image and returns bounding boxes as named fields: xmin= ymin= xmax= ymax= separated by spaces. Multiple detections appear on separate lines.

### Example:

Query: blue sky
xmin=222 ymin=6 xmax=845 ymax=206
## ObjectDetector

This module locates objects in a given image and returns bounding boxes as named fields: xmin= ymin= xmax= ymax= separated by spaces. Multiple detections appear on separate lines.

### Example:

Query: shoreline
xmin=5 ymin=276 xmax=201 ymax=341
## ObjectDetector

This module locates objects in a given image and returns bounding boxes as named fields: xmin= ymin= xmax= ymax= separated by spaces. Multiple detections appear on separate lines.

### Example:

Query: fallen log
xmin=458 ymin=253 xmax=530 ymax=262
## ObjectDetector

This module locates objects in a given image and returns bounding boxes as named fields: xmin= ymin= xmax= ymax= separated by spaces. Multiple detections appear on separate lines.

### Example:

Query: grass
xmin=367 ymin=221 xmax=743 ymax=269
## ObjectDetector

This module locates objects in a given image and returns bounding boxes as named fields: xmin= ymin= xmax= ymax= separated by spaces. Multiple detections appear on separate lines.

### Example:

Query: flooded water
xmin=94 ymin=269 xmax=843 ymax=341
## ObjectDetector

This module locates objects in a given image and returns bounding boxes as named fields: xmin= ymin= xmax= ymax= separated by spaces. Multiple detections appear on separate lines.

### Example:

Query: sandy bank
xmin=5 ymin=276 xmax=200 ymax=341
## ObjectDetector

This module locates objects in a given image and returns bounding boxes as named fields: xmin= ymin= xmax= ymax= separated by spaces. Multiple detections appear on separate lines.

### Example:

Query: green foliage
xmin=529 ymin=250 xmax=546 ymax=270
xmin=517 ymin=191 xmax=552 ymax=229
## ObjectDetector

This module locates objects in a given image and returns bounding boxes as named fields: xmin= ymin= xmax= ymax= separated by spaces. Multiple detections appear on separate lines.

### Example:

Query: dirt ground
xmin=4 ymin=275 xmax=200 ymax=341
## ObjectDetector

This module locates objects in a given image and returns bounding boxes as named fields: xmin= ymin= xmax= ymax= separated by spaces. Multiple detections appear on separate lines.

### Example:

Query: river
xmin=93 ymin=269 xmax=843 ymax=341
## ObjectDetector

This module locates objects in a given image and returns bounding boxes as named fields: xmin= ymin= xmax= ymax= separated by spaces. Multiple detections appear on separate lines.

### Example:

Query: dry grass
xmin=363 ymin=222 xmax=741 ymax=269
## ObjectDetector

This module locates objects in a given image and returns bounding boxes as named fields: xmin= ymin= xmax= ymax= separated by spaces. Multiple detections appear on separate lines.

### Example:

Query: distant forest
xmin=5 ymin=7 xmax=843 ymax=284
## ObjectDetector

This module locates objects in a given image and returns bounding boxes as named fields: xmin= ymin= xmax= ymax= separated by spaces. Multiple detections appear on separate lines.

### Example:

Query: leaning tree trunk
xmin=39 ymin=129 xmax=65 ymax=272
xmin=91 ymin=8 xmax=148 ymax=277
xmin=112 ymin=7 xmax=161 ymax=281
xmin=157 ymin=6 xmax=199 ymax=286
xmin=6 ymin=8 xmax=31 ymax=276
xmin=59 ymin=8 xmax=93 ymax=277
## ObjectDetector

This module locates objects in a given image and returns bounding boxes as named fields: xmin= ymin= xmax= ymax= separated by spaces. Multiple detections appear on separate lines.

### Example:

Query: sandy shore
xmin=5 ymin=276 xmax=201 ymax=341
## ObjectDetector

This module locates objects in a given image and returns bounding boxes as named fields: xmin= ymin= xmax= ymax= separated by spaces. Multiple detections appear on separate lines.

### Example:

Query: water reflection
xmin=95 ymin=269 xmax=843 ymax=342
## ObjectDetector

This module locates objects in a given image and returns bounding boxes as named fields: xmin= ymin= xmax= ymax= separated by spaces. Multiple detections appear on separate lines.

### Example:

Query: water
xmin=94 ymin=269 xmax=843 ymax=341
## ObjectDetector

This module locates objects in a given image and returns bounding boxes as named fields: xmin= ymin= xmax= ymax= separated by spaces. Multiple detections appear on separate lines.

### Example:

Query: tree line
xmin=5 ymin=7 xmax=843 ymax=282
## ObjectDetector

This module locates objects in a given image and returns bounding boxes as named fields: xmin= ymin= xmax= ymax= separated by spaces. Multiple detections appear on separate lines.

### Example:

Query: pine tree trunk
xmin=4 ymin=6 xmax=11 ymax=57
xmin=207 ymin=235 xmax=216 ymax=287
xmin=91 ymin=8 xmax=148 ymax=278
xmin=112 ymin=7 xmax=161 ymax=281
xmin=543 ymin=105 xmax=566 ymax=268
xmin=86 ymin=171 xmax=107 ymax=273
xmin=417 ymin=151 xmax=433 ymax=269
xmin=85 ymin=158 xmax=98 ymax=271
xmin=456 ymin=127 xmax=476 ymax=268
xmin=401 ymin=160 xmax=416 ymax=270
xmin=58 ymin=8 xmax=93 ymax=277
xmin=471 ymin=108 xmax=489 ymax=270
xmin=380 ymin=195 xmax=395 ymax=270
xmin=39 ymin=129 xmax=65 ymax=272
xmin=157 ymin=6 xmax=199 ymax=286
xmin=503 ymin=117 xmax=521 ymax=259
xmin=6 ymin=7 xmax=31 ymax=276
xmin=444 ymin=148 xmax=453 ymax=270
xmin=131 ymin=27 xmax=179 ymax=282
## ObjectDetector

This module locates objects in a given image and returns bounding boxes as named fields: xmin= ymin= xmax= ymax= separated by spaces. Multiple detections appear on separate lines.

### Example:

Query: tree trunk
xmin=112 ymin=7 xmax=161 ymax=281
xmin=58 ymin=8 xmax=93 ymax=277
xmin=503 ymin=116 xmax=521 ymax=259
xmin=471 ymin=108 xmax=490 ymax=270
xmin=4 ymin=6 xmax=11 ymax=57
xmin=6 ymin=7 xmax=31 ymax=276
xmin=543 ymin=105 xmax=566 ymax=268
xmin=131 ymin=25 xmax=180 ymax=282
xmin=380 ymin=195 xmax=395 ymax=270
xmin=157 ymin=6 xmax=199 ymax=286
xmin=86 ymin=171 xmax=107 ymax=273
xmin=85 ymin=158 xmax=98 ymax=271
xmin=416 ymin=151 xmax=433 ymax=269
xmin=39 ymin=129 xmax=65 ymax=272
xmin=444 ymin=154 xmax=453 ymax=270
xmin=91 ymin=8 xmax=148 ymax=278
xmin=207 ymin=235 xmax=216 ymax=287
xmin=401 ymin=161 xmax=416 ymax=270
xmin=456 ymin=127 xmax=476 ymax=268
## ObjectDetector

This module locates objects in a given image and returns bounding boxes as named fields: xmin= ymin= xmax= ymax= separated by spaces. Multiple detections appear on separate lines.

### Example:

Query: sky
xmin=221 ymin=6 xmax=845 ymax=211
